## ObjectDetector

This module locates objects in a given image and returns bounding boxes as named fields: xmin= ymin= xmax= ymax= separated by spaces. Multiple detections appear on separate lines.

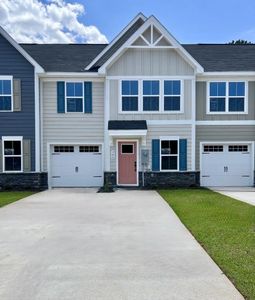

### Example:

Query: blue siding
xmin=0 ymin=34 xmax=35 ymax=171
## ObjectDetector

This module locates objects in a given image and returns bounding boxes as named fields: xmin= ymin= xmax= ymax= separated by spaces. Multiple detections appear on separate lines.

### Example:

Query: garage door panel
xmin=50 ymin=145 xmax=103 ymax=187
xmin=201 ymin=143 xmax=253 ymax=187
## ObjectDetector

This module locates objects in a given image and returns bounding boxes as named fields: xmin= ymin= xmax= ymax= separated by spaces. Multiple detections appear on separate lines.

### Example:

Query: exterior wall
xmin=109 ymin=125 xmax=192 ymax=172
xmin=196 ymin=125 xmax=255 ymax=170
xmin=109 ymin=79 xmax=193 ymax=120
xmin=42 ymin=80 xmax=104 ymax=171
xmin=107 ymin=48 xmax=194 ymax=76
xmin=196 ymin=81 xmax=255 ymax=121
xmin=0 ymin=33 xmax=35 ymax=171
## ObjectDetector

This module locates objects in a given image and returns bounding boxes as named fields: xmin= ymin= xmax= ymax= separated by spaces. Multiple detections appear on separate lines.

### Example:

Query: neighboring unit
xmin=0 ymin=13 xmax=254 ymax=189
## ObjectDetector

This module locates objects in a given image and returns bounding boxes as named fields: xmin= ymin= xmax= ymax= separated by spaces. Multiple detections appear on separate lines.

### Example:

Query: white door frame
xmin=116 ymin=139 xmax=139 ymax=186
xmin=47 ymin=141 xmax=104 ymax=188
xmin=200 ymin=141 xmax=254 ymax=186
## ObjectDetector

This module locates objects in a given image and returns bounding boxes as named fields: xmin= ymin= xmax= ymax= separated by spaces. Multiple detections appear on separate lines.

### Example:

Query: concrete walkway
xmin=212 ymin=187 xmax=255 ymax=206
xmin=0 ymin=189 xmax=243 ymax=300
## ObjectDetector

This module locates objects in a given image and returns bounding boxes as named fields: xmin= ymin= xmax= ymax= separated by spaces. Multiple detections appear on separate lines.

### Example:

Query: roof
xmin=20 ymin=44 xmax=107 ymax=72
xmin=20 ymin=43 xmax=255 ymax=73
xmin=89 ymin=17 xmax=145 ymax=71
xmin=183 ymin=44 xmax=255 ymax=72
xmin=108 ymin=120 xmax=147 ymax=130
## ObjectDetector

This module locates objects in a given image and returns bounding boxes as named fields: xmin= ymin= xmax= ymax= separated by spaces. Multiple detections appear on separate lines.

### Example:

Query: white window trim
xmin=0 ymin=75 xmax=13 ymax=112
xmin=2 ymin=136 xmax=23 ymax=173
xmin=119 ymin=79 xmax=183 ymax=114
xmin=206 ymin=81 xmax=248 ymax=115
xmin=159 ymin=136 xmax=179 ymax=172
xmin=65 ymin=81 xmax=84 ymax=113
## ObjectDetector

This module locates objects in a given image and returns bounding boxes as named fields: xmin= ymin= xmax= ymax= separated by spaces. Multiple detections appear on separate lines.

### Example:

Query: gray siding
xmin=196 ymin=125 xmax=255 ymax=170
xmin=107 ymin=48 xmax=194 ymax=76
xmin=42 ymin=81 xmax=104 ymax=171
xmin=110 ymin=125 xmax=192 ymax=171
xmin=196 ymin=81 xmax=255 ymax=120
xmin=0 ymin=33 xmax=35 ymax=171
xmin=109 ymin=79 xmax=192 ymax=120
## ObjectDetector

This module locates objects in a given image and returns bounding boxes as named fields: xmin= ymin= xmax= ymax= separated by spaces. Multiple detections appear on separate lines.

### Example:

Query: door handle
xmin=134 ymin=161 xmax=137 ymax=172
xmin=75 ymin=166 xmax=79 ymax=173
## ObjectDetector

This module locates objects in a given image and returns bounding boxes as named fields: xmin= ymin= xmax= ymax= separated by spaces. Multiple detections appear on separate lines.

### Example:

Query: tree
xmin=228 ymin=39 xmax=253 ymax=45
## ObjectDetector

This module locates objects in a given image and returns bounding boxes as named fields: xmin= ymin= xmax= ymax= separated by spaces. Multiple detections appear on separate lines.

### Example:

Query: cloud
xmin=0 ymin=0 xmax=108 ymax=43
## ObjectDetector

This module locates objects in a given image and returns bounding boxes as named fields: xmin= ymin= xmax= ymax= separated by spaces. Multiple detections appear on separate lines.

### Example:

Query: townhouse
xmin=0 ymin=13 xmax=254 ymax=189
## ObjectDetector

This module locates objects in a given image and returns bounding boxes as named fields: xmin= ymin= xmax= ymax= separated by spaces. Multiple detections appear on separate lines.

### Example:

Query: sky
xmin=0 ymin=0 xmax=255 ymax=44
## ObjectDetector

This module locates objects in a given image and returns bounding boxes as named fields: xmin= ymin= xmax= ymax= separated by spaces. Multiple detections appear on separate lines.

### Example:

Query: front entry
xmin=118 ymin=141 xmax=138 ymax=185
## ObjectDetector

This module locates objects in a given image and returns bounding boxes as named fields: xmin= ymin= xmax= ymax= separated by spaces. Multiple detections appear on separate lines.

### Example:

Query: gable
xmin=0 ymin=26 xmax=44 ymax=73
xmin=97 ymin=15 xmax=203 ymax=74
xmin=107 ymin=48 xmax=194 ymax=76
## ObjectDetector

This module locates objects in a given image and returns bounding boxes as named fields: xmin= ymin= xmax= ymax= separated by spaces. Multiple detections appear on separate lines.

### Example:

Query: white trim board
xmin=196 ymin=121 xmax=255 ymax=125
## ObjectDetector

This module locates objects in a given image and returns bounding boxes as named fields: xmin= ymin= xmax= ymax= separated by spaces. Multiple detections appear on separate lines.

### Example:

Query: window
xmin=209 ymin=81 xmax=246 ymax=113
xmin=204 ymin=145 xmax=224 ymax=152
xmin=229 ymin=82 xmax=245 ymax=112
xmin=3 ymin=137 xmax=22 ymax=172
xmin=79 ymin=146 xmax=99 ymax=153
xmin=229 ymin=145 xmax=248 ymax=152
xmin=143 ymin=80 xmax=159 ymax=111
xmin=54 ymin=146 xmax=74 ymax=153
xmin=0 ymin=77 xmax=12 ymax=111
xmin=160 ymin=140 xmax=178 ymax=170
xmin=121 ymin=144 xmax=134 ymax=154
xmin=209 ymin=82 xmax=226 ymax=112
xmin=164 ymin=80 xmax=181 ymax=111
xmin=121 ymin=81 xmax=138 ymax=111
xmin=66 ymin=82 xmax=83 ymax=112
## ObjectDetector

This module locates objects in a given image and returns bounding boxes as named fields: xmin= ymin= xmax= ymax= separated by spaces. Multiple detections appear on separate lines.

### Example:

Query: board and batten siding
xmin=109 ymin=79 xmax=192 ymax=120
xmin=110 ymin=125 xmax=192 ymax=172
xmin=42 ymin=81 xmax=104 ymax=171
xmin=196 ymin=81 xmax=255 ymax=121
xmin=0 ymin=33 xmax=35 ymax=171
xmin=107 ymin=48 xmax=194 ymax=76
xmin=196 ymin=125 xmax=255 ymax=170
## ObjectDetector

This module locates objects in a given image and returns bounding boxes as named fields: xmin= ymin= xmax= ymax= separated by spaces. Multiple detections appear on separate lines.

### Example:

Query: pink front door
xmin=118 ymin=141 xmax=137 ymax=185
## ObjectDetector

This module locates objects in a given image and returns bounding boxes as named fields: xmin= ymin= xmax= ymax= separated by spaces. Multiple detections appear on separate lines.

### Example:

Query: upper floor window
xmin=121 ymin=80 xmax=138 ymax=111
xmin=143 ymin=80 xmax=160 ymax=111
xmin=164 ymin=80 xmax=181 ymax=111
xmin=0 ymin=77 xmax=12 ymax=111
xmin=66 ymin=82 xmax=83 ymax=112
xmin=3 ymin=137 xmax=23 ymax=172
xmin=120 ymin=79 xmax=182 ymax=113
xmin=208 ymin=81 xmax=246 ymax=113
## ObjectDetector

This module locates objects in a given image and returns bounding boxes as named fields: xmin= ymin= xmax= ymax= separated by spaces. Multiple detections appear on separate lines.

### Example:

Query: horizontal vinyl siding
xmin=0 ymin=34 xmax=35 ymax=171
xmin=110 ymin=125 xmax=192 ymax=172
xmin=107 ymin=48 xmax=194 ymax=76
xmin=196 ymin=125 xmax=255 ymax=170
xmin=196 ymin=81 xmax=255 ymax=121
xmin=109 ymin=79 xmax=192 ymax=120
xmin=42 ymin=81 xmax=104 ymax=171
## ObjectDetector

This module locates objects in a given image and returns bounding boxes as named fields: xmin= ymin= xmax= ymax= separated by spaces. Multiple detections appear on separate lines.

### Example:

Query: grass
xmin=159 ymin=188 xmax=255 ymax=300
xmin=0 ymin=191 xmax=35 ymax=208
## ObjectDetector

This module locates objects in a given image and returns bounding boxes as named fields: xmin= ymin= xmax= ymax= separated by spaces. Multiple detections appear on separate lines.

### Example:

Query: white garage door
xmin=50 ymin=145 xmax=103 ymax=187
xmin=201 ymin=143 xmax=253 ymax=187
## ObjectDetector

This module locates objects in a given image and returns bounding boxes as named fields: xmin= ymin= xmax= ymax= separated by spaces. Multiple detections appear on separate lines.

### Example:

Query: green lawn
xmin=0 ymin=191 xmax=35 ymax=208
xmin=159 ymin=188 xmax=255 ymax=300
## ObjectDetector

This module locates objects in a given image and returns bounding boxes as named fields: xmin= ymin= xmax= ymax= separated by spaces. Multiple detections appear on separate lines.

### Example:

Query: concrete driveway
xmin=0 ymin=189 xmax=243 ymax=300
xmin=212 ymin=187 xmax=255 ymax=206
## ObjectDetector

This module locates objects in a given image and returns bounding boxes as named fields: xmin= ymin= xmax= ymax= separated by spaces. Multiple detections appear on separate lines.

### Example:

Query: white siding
xmin=42 ymin=81 xmax=104 ymax=171
xmin=107 ymin=48 xmax=194 ymax=76
xmin=109 ymin=79 xmax=192 ymax=120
